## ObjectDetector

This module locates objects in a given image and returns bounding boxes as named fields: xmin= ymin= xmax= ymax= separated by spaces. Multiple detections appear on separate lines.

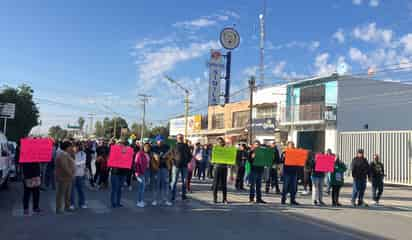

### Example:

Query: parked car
xmin=0 ymin=133 xmax=13 ymax=189
xmin=7 ymin=141 xmax=17 ymax=180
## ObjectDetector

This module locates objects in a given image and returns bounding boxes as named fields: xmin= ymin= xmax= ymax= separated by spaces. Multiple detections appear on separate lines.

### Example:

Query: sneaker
xmin=291 ymin=201 xmax=300 ymax=206
xmin=23 ymin=209 xmax=30 ymax=216
xmin=319 ymin=201 xmax=326 ymax=206
xmin=351 ymin=201 xmax=357 ymax=208
xmin=80 ymin=205 xmax=88 ymax=209
xmin=128 ymin=186 xmax=133 ymax=192
xmin=152 ymin=201 xmax=158 ymax=207
xmin=136 ymin=201 xmax=145 ymax=208
xmin=69 ymin=205 xmax=76 ymax=211
xmin=165 ymin=201 xmax=173 ymax=207
xmin=301 ymin=190 xmax=309 ymax=196
xmin=33 ymin=208 xmax=44 ymax=215
xmin=256 ymin=199 xmax=267 ymax=204
xmin=313 ymin=200 xmax=318 ymax=206
xmin=336 ymin=203 xmax=342 ymax=207
xmin=223 ymin=200 xmax=229 ymax=205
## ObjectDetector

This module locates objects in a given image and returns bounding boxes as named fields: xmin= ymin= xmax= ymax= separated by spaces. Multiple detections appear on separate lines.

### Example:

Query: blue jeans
xmin=352 ymin=178 xmax=367 ymax=204
xmin=198 ymin=162 xmax=207 ymax=180
xmin=71 ymin=176 xmax=86 ymax=207
xmin=249 ymin=168 xmax=263 ymax=201
xmin=170 ymin=166 xmax=188 ymax=201
xmin=281 ymin=173 xmax=298 ymax=203
xmin=156 ymin=168 xmax=169 ymax=202
xmin=151 ymin=170 xmax=160 ymax=201
xmin=136 ymin=173 xmax=146 ymax=203
xmin=110 ymin=175 xmax=125 ymax=208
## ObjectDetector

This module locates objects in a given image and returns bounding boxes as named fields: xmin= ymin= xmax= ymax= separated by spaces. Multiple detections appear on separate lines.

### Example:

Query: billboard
xmin=252 ymin=118 xmax=276 ymax=135
xmin=208 ymin=50 xmax=224 ymax=106
xmin=0 ymin=103 xmax=15 ymax=119
xmin=169 ymin=115 xmax=202 ymax=136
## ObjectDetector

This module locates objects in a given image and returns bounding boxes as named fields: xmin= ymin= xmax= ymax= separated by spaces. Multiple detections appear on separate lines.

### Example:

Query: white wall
xmin=325 ymin=128 xmax=337 ymax=153
xmin=252 ymin=85 xmax=287 ymax=120
xmin=288 ymin=129 xmax=298 ymax=144
xmin=338 ymin=77 xmax=412 ymax=131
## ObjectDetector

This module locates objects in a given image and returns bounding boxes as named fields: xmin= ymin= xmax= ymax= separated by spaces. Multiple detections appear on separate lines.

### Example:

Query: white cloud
xmin=134 ymin=37 xmax=174 ymax=50
xmin=269 ymin=40 xmax=320 ymax=51
xmin=333 ymin=29 xmax=345 ymax=43
xmin=349 ymin=47 xmax=369 ymax=66
xmin=136 ymin=40 xmax=220 ymax=91
xmin=272 ymin=61 xmax=287 ymax=76
xmin=314 ymin=53 xmax=336 ymax=76
xmin=173 ymin=11 xmax=240 ymax=29
xmin=353 ymin=0 xmax=362 ymax=5
xmin=369 ymin=0 xmax=379 ymax=7
xmin=353 ymin=23 xmax=393 ymax=45
xmin=400 ymin=34 xmax=412 ymax=54
xmin=270 ymin=61 xmax=306 ymax=80
xmin=243 ymin=66 xmax=258 ymax=76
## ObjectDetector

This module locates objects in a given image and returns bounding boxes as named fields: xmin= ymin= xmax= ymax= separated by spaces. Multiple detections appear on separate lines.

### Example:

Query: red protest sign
xmin=315 ymin=154 xmax=335 ymax=172
xmin=285 ymin=149 xmax=308 ymax=167
xmin=107 ymin=145 xmax=134 ymax=169
xmin=19 ymin=138 xmax=54 ymax=163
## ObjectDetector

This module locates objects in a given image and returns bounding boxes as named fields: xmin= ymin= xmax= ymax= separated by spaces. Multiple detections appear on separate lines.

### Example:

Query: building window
xmin=212 ymin=113 xmax=224 ymax=129
xmin=256 ymin=106 xmax=277 ymax=119
xmin=232 ymin=111 xmax=249 ymax=128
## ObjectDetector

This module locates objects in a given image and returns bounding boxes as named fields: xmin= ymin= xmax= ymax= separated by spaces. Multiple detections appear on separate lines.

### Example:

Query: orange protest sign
xmin=285 ymin=148 xmax=308 ymax=167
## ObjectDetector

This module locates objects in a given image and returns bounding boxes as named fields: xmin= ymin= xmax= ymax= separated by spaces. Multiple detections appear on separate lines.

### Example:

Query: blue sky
xmin=1 ymin=0 xmax=412 ymax=133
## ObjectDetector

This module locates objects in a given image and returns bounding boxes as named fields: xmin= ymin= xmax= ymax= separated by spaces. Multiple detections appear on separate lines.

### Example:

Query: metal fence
xmin=279 ymin=103 xmax=337 ymax=124
xmin=338 ymin=131 xmax=412 ymax=186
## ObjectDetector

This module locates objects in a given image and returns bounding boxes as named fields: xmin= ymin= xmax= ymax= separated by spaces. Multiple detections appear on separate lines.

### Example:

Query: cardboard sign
xmin=284 ymin=149 xmax=308 ymax=167
xmin=315 ymin=154 xmax=335 ymax=172
xmin=211 ymin=146 xmax=237 ymax=165
xmin=254 ymin=147 xmax=273 ymax=167
xmin=107 ymin=145 xmax=134 ymax=169
xmin=19 ymin=138 xmax=54 ymax=163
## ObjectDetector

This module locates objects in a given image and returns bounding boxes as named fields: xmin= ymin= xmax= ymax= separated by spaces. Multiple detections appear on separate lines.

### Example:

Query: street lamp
xmin=164 ymin=75 xmax=191 ymax=139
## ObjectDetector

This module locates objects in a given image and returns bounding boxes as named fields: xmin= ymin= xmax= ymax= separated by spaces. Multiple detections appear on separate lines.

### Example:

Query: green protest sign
xmin=254 ymin=147 xmax=273 ymax=167
xmin=211 ymin=146 xmax=237 ymax=165
xmin=165 ymin=139 xmax=177 ymax=148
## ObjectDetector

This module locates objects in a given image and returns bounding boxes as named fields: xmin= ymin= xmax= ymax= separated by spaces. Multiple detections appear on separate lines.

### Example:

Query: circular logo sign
xmin=220 ymin=27 xmax=240 ymax=50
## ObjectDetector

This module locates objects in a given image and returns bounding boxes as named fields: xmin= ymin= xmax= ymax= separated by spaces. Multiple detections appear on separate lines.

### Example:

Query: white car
xmin=0 ymin=133 xmax=13 ymax=189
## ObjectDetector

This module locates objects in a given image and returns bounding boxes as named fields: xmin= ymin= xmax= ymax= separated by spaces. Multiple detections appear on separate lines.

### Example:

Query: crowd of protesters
xmin=19 ymin=134 xmax=386 ymax=216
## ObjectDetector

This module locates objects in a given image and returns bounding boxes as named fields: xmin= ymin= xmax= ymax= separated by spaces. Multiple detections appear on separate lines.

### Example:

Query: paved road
xmin=1 ymin=180 xmax=411 ymax=240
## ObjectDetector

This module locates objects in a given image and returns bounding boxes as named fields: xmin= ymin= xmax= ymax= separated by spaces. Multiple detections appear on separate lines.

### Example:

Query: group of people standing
xmin=19 ymin=134 xmax=386 ymax=216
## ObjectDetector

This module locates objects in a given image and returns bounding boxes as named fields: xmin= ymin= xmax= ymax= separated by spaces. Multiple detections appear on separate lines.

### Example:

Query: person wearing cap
xmin=212 ymin=137 xmax=229 ymax=204
xmin=248 ymin=140 xmax=266 ymax=204
xmin=151 ymin=135 xmax=172 ymax=206
xmin=170 ymin=134 xmax=192 ymax=202
xmin=351 ymin=149 xmax=370 ymax=207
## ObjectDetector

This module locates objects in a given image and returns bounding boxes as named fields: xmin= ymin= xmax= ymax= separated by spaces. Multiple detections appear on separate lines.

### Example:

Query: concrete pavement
xmin=0 ymin=180 xmax=411 ymax=240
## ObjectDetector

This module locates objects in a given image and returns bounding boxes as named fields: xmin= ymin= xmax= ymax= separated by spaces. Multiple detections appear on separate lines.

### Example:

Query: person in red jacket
xmin=135 ymin=143 xmax=151 ymax=208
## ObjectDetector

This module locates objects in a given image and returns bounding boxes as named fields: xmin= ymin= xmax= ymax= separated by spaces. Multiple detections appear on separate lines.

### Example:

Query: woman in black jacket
xmin=22 ymin=162 xmax=42 ymax=216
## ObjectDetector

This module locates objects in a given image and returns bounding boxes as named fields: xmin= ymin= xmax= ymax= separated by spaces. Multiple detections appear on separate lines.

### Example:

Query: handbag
xmin=25 ymin=176 xmax=41 ymax=188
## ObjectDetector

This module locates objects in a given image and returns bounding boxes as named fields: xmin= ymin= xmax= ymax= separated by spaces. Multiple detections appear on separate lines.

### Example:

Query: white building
xmin=252 ymin=85 xmax=287 ymax=144
xmin=279 ymin=74 xmax=412 ymax=154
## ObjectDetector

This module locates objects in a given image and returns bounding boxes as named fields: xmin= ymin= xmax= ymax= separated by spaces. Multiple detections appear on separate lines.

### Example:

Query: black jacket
xmin=248 ymin=149 xmax=264 ymax=172
xmin=22 ymin=163 xmax=41 ymax=179
xmin=273 ymin=147 xmax=281 ymax=165
xmin=172 ymin=143 xmax=192 ymax=168
xmin=351 ymin=157 xmax=370 ymax=180
xmin=236 ymin=150 xmax=249 ymax=167
xmin=370 ymin=161 xmax=385 ymax=180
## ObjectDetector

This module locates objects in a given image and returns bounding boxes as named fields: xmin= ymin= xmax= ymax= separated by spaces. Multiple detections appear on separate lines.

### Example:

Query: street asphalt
xmin=1 ymin=179 xmax=411 ymax=240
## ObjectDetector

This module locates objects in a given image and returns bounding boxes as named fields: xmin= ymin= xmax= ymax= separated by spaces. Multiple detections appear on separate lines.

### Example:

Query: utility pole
xmin=259 ymin=0 xmax=267 ymax=86
xmin=139 ymin=94 xmax=151 ymax=142
xmin=248 ymin=76 xmax=256 ymax=145
xmin=164 ymin=75 xmax=191 ymax=139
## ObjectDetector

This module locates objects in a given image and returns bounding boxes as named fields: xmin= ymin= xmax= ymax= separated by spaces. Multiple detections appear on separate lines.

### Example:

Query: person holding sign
xmin=212 ymin=137 xmax=229 ymax=204
xmin=55 ymin=141 xmax=75 ymax=214
xmin=308 ymin=152 xmax=326 ymax=206
xmin=330 ymin=156 xmax=347 ymax=207
xmin=248 ymin=140 xmax=266 ymax=204
xmin=109 ymin=141 xmax=131 ymax=209
xmin=21 ymin=162 xmax=42 ymax=216
xmin=281 ymin=141 xmax=303 ymax=206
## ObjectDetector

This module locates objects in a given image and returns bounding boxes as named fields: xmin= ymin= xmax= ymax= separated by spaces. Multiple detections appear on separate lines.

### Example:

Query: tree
xmin=130 ymin=122 xmax=149 ymax=139
xmin=48 ymin=125 xmax=68 ymax=140
xmin=149 ymin=126 xmax=169 ymax=138
xmin=0 ymin=84 xmax=40 ymax=141
xmin=78 ymin=117 xmax=85 ymax=131
xmin=95 ymin=120 xmax=104 ymax=138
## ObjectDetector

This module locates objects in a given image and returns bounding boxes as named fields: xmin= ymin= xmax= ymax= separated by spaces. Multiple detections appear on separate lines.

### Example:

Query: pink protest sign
xmin=315 ymin=154 xmax=335 ymax=172
xmin=19 ymin=138 xmax=54 ymax=163
xmin=107 ymin=145 xmax=134 ymax=169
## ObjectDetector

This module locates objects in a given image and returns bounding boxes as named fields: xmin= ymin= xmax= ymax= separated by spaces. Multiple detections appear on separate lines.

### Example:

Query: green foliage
xmin=94 ymin=116 xmax=128 ymax=139
xmin=0 ymin=84 xmax=40 ymax=142
xmin=48 ymin=125 xmax=69 ymax=140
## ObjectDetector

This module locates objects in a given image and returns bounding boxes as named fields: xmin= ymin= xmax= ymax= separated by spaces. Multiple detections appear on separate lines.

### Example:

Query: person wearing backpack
xmin=330 ymin=156 xmax=347 ymax=207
